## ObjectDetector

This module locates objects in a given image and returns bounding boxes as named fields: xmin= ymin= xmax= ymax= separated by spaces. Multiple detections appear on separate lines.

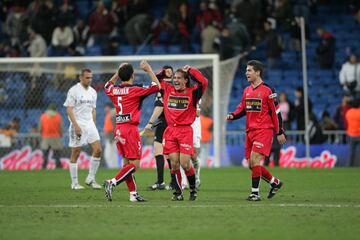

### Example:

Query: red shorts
xmin=114 ymin=124 xmax=142 ymax=159
xmin=245 ymin=129 xmax=273 ymax=159
xmin=163 ymin=125 xmax=194 ymax=155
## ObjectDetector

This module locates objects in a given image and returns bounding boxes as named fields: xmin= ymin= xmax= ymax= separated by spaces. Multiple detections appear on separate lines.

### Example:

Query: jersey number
xmin=117 ymin=96 xmax=123 ymax=114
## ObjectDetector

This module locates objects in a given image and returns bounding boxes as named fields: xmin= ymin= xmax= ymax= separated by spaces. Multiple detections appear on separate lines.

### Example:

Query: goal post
xmin=0 ymin=54 xmax=240 ymax=167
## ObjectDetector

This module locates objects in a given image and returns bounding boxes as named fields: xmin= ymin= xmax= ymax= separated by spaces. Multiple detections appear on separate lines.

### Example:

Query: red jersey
xmin=104 ymin=81 xmax=159 ymax=125
xmin=230 ymin=81 xmax=284 ymax=135
xmin=161 ymin=67 xmax=208 ymax=126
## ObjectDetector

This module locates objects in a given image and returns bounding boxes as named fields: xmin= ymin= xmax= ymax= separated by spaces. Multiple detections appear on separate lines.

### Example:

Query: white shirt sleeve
xmin=64 ymin=88 xmax=76 ymax=107
xmin=92 ymin=89 xmax=97 ymax=109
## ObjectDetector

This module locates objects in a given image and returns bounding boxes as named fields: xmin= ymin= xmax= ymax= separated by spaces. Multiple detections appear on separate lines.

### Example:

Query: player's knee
xmin=93 ymin=146 xmax=102 ymax=157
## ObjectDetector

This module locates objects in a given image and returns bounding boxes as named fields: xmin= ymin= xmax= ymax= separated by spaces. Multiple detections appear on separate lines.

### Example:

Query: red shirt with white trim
xmin=230 ymin=81 xmax=284 ymax=135
xmin=104 ymin=81 xmax=159 ymax=125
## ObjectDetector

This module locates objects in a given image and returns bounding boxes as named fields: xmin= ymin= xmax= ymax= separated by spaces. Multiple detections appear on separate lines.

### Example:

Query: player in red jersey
xmin=103 ymin=60 xmax=160 ymax=202
xmin=227 ymin=60 xmax=286 ymax=201
xmin=160 ymin=65 xmax=208 ymax=201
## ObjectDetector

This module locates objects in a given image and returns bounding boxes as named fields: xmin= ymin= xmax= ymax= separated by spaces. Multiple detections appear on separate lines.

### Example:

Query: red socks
xmin=185 ymin=166 xmax=195 ymax=176
xmin=251 ymin=165 xmax=262 ymax=178
xmin=113 ymin=163 xmax=137 ymax=192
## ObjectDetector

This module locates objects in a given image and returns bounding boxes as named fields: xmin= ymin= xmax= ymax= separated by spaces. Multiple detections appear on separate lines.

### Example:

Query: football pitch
xmin=1 ymin=167 xmax=360 ymax=240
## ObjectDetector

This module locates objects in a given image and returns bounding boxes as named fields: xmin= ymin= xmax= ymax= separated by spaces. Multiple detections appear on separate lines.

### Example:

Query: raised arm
xmin=184 ymin=65 xmax=208 ymax=95
xmin=104 ymin=71 xmax=119 ymax=95
xmin=140 ymin=60 xmax=161 ymax=88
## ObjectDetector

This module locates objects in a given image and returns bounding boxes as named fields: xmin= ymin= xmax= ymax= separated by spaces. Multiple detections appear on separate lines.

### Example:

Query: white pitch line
xmin=0 ymin=204 xmax=359 ymax=209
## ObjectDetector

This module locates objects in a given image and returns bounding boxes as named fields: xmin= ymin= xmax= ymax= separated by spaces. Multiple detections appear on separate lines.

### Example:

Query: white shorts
xmin=68 ymin=121 xmax=100 ymax=148
xmin=192 ymin=117 xmax=201 ymax=148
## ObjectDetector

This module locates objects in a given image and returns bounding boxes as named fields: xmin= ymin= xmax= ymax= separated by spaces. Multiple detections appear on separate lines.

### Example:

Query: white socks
xmin=69 ymin=163 xmax=78 ymax=185
xmin=88 ymin=156 xmax=101 ymax=180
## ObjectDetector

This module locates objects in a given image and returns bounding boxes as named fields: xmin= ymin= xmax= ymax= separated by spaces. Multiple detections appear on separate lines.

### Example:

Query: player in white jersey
xmin=63 ymin=69 xmax=102 ymax=190
xmin=192 ymin=103 xmax=202 ymax=189
xmin=180 ymin=102 xmax=202 ymax=189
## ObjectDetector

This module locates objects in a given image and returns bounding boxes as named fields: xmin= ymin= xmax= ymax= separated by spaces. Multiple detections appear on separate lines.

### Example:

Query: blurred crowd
xmin=0 ymin=0 xmax=324 ymax=60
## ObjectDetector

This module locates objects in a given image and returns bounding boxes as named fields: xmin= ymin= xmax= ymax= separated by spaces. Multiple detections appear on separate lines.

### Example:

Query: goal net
xmin=0 ymin=54 xmax=240 ymax=167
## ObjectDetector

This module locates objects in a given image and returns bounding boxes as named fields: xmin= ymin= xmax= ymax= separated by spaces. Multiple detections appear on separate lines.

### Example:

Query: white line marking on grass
xmin=0 ymin=204 xmax=359 ymax=209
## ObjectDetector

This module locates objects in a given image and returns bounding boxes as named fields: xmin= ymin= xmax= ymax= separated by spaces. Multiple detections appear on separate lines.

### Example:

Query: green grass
xmin=1 ymin=168 xmax=360 ymax=240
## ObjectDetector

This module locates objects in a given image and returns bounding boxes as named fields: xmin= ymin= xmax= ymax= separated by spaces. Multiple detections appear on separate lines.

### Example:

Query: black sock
xmin=166 ymin=158 xmax=172 ymax=170
xmin=252 ymin=177 xmax=260 ymax=195
xmin=187 ymin=174 xmax=196 ymax=191
xmin=155 ymin=155 xmax=164 ymax=184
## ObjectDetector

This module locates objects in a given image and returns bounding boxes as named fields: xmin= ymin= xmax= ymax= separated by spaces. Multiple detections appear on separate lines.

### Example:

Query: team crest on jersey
xmin=167 ymin=95 xmax=189 ymax=110
xmin=257 ymin=92 xmax=261 ymax=98
xmin=245 ymin=98 xmax=262 ymax=112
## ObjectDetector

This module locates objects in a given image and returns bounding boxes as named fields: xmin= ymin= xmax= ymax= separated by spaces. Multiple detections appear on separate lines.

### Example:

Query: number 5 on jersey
xmin=117 ymin=96 xmax=123 ymax=114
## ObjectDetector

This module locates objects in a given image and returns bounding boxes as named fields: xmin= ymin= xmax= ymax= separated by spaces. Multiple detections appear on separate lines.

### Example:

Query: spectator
xmin=279 ymin=92 xmax=294 ymax=130
xmin=294 ymin=86 xmax=312 ymax=131
xmin=289 ymin=17 xmax=310 ymax=52
xmin=292 ymin=0 xmax=310 ymax=21
xmin=272 ymin=0 xmax=293 ymax=29
xmin=339 ymin=53 xmax=360 ymax=97
xmin=88 ymin=0 xmax=115 ymax=52
xmin=30 ymin=0 xmax=57 ymax=45
xmin=25 ymin=124 xmax=40 ymax=150
xmin=321 ymin=111 xmax=338 ymax=131
xmin=321 ymin=110 xmax=338 ymax=143
xmin=224 ymin=9 xmax=251 ymax=55
xmin=39 ymin=103 xmax=63 ymax=169
xmin=51 ymin=20 xmax=74 ymax=56
xmin=71 ymin=19 xmax=90 ymax=56
xmin=57 ymin=0 xmax=75 ymax=26
xmin=4 ymin=4 xmax=29 ymax=45
xmin=345 ymin=99 xmax=360 ymax=166
xmin=172 ymin=2 xmax=194 ymax=52
xmin=124 ymin=14 xmax=153 ymax=46
xmin=333 ymin=95 xmax=351 ymax=130
xmin=0 ymin=117 xmax=20 ymax=136
xmin=214 ymin=27 xmax=235 ymax=60
xmin=195 ymin=0 xmax=222 ymax=41
xmin=0 ymin=117 xmax=21 ymax=147
xmin=308 ymin=112 xmax=326 ymax=144
xmin=315 ymin=27 xmax=336 ymax=69
xmin=27 ymin=28 xmax=47 ymax=57
xmin=264 ymin=18 xmax=282 ymax=69
xmin=201 ymin=21 xmax=220 ymax=54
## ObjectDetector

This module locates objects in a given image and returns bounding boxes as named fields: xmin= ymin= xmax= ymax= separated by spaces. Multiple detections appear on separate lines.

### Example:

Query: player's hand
xmin=226 ymin=113 xmax=234 ymax=120
xmin=277 ymin=134 xmax=286 ymax=145
xmin=145 ymin=123 xmax=152 ymax=130
xmin=182 ymin=65 xmax=190 ymax=72
xmin=140 ymin=60 xmax=151 ymax=72
xmin=142 ymin=128 xmax=154 ymax=137
xmin=74 ymin=125 xmax=82 ymax=139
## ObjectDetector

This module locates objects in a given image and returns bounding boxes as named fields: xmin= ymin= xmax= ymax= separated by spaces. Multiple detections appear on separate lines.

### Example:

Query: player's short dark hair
xmin=247 ymin=60 xmax=263 ymax=77
xmin=163 ymin=65 xmax=173 ymax=71
xmin=117 ymin=63 xmax=134 ymax=82
xmin=80 ymin=68 xmax=92 ymax=76
xmin=175 ymin=69 xmax=190 ymax=87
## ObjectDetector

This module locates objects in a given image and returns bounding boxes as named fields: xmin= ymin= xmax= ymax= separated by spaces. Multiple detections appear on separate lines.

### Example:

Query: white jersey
xmin=192 ymin=101 xmax=202 ymax=148
xmin=64 ymin=83 xmax=97 ymax=124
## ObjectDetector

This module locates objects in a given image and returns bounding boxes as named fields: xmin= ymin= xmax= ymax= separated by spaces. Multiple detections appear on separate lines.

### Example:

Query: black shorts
xmin=154 ymin=121 xmax=167 ymax=143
